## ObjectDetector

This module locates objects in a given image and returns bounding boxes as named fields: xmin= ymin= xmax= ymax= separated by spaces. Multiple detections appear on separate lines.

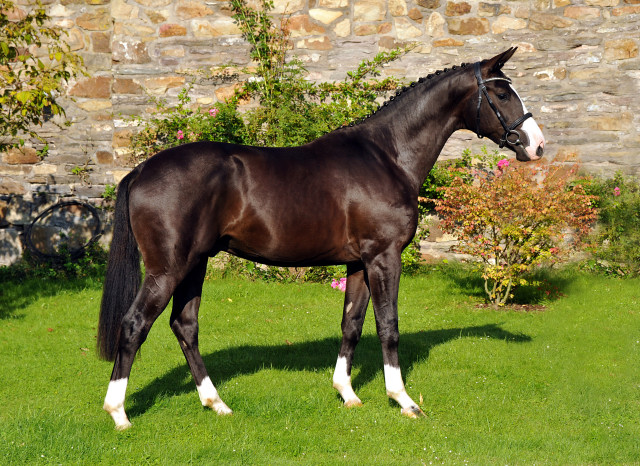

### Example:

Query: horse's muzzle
xmin=522 ymin=117 xmax=545 ymax=161
xmin=530 ymin=140 xmax=544 ymax=160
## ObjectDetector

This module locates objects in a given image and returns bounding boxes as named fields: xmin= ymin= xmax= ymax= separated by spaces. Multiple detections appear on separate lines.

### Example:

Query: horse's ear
xmin=485 ymin=47 xmax=518 ymax=73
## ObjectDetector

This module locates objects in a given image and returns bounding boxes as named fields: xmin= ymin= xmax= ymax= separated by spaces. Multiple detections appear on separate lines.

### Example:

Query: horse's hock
xmin=1 ymin=0 xmax=639 ymax=265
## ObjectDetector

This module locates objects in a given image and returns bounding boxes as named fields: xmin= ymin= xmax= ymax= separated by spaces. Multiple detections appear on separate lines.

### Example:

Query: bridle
xmin=474 ymin=62 xmax=532 ymax=148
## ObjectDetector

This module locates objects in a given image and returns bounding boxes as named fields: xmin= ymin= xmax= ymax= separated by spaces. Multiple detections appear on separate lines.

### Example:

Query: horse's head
xmin=464 ymin=48 xmax=545 ymax=162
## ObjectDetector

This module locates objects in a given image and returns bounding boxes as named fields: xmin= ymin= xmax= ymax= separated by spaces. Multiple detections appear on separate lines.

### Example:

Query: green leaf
xmin=15 ymin=90 xmax=31 ymax=103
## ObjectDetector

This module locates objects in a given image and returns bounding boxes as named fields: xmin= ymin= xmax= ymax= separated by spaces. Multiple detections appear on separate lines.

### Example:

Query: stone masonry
xmin=0 ymin=0 xmax=639 ymax=265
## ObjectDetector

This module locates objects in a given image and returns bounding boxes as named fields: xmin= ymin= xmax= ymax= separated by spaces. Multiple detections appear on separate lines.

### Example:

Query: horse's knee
xmin=342 ymin=319 xmax=363 ymax=342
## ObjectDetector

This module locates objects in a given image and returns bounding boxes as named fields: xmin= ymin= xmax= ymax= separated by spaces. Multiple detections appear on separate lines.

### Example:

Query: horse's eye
xmin=497 ymin=93 xmax=509 ymax=101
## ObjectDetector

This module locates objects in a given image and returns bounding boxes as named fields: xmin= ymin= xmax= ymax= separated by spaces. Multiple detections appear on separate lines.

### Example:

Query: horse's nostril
xmin=536 ymin=144 xmax=544 ymax=158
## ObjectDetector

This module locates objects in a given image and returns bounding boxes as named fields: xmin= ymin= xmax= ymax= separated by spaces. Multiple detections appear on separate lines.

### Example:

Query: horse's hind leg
xmin=333 ymin=262 xmax=371 ymax=407
xmin=103 ymin=273 xmax=176 ymax=430
xmin=170 ymin=257 xmax=232 ymax=415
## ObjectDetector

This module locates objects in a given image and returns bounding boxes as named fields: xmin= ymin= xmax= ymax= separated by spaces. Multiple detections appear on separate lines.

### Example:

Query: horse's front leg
xmin=170 ymin=257 xmax=232 ymax=416
xmin=366 ymin=249 xmax=425 ymax=418
xmin=333 ymin=262 xmax=371 ymax=407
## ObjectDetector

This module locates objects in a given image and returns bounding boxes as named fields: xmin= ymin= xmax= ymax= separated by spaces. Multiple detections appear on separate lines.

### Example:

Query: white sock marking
xmin=384 ymin=364 xmax=417 ymax=411
xmin=333 ymin=356 xmax=362 ymax=406
xmin=104 ymin=378 xmax=131 ymax=430
xmin=384 ymin=365 xmax=405 ymax=395
xmin=197 ymin=376 xmax=232 ymax=415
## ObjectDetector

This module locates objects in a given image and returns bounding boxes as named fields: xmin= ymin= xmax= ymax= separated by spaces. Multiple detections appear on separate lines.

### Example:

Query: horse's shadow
xmin=127 ymin=324 xmax=531 ymax=419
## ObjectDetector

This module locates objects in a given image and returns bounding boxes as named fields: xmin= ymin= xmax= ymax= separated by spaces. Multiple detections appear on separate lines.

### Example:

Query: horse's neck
xmin=365 ymin=72 xmax=471 ymax=193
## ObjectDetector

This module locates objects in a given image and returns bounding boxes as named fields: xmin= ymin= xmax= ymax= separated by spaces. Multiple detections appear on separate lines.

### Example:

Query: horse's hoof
xmin=115 ymin=420 xmax=132 ymax=431
xmin=344 ymin=399 xmax=363 ymax=408
xmin=211 ymin=404 xmax=233 ymax=416
xmin=401 ymin=406 xmax=425 ymax=419
xmin=203 ymin=397 xmax=233 ymax=415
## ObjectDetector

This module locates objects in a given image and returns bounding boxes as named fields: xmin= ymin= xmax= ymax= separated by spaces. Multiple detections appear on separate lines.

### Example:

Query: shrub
xmin=205 ymin=253 xmax=346 ymax=283
xmin=129 ymin=0 xmax=407 ymax=162
xmin=436 ymin=159 xmax=597 ymax=305
xmin=418 ymin=146 xmax=502 ymax=213
xmin=0 ymin=241 xmax=107 ymax=282
xmin=129 ymin=88 xmax=246 ymax=164
xmin=581 ymin=171 xmax=640 ymax=276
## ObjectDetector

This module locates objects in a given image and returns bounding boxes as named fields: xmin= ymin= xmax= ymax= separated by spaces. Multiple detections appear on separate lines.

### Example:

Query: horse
xmin=98 ymin=47 xmax=545 ymax=430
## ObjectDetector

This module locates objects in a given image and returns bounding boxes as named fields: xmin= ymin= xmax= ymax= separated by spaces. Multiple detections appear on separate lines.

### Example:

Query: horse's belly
xmin=223 ymin=219 xmax=357 ymax=266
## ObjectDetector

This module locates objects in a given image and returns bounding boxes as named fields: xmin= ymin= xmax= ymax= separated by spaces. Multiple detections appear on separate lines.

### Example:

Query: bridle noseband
xmin=474 ymin=62 xmax=532 ymax=148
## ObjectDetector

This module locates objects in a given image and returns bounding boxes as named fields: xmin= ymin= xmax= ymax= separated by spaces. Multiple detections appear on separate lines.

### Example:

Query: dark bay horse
xmin=98 ymin=48 xmax=545 ymax=429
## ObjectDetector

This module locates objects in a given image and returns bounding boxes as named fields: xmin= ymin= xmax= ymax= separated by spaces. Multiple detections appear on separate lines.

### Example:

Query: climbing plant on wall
xmin=0 ymin=0 xmax=85 ymax=153
xmin=129 ymin=0 xmax=411 ymax=161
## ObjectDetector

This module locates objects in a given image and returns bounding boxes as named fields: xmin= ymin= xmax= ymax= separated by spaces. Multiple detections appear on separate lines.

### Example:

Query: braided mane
xmin=341 ymin=62 xmax=471 ymax=129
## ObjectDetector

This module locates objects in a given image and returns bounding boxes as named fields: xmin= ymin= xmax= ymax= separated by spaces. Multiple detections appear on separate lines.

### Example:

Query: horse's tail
xmin=97 ymin=169 xmax=141 ymax=361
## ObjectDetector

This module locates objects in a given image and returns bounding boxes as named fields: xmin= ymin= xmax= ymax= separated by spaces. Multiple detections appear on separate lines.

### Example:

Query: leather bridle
xmin=474 ymin=62 xmax=533 ymax=148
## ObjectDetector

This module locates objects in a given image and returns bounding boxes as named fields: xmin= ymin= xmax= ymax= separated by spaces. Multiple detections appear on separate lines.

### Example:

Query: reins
xmin=473 ymin=62 xmax=532 ymax=148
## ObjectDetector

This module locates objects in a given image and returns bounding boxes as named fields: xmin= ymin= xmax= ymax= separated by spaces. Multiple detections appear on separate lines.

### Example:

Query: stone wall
xmin=1 ymin=0 xmax=639 ymax=265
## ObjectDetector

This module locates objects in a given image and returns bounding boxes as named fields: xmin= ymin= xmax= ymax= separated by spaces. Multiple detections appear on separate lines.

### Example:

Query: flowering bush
xmin=436 ymin=159 xmax=597 ymax=305
xmin=129 ymin=0 xmax=406 ymax=163
xmin=497 ymin=158 xmax=510 ymax=170
xmin=331 ymin=277 xmax=347 ymax=292
xmin=418 ymin=146 xmax=503 ymax=212
xmin=581 ymin=171 xmax=640 ymax=276
xmin=129 ymin=87 xmax=247 ymax=164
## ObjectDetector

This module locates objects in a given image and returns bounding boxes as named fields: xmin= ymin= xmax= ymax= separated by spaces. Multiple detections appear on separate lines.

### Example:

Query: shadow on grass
xmin=0 ymin=276 xmax=102 ymax=320
xmin=127 ymin=324 xmax=531 ymax=420
xmin=436 ymin=263 xmax=578 ymax=305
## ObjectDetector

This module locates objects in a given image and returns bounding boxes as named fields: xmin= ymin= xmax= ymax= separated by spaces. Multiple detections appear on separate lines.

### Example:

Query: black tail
xmin=97 ymin=170 xmax=141 ymax=361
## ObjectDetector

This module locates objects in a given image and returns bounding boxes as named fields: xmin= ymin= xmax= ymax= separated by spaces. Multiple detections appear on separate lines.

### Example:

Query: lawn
xmin=0 ymin=267 xmax=638 ymax=464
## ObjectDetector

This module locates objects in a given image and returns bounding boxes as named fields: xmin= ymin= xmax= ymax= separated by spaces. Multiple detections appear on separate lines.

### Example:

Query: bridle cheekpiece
xmin=473 ymin=61 xmax=532 ymax=148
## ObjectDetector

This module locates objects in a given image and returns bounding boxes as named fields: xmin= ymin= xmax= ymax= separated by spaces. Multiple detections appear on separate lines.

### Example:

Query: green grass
xmin=1 ymin=267 xmax=639 ymax=464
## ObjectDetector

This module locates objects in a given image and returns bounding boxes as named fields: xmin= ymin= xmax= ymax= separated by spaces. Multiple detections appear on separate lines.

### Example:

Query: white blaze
xmin=510 ymin=84 xmax=545 ymax=160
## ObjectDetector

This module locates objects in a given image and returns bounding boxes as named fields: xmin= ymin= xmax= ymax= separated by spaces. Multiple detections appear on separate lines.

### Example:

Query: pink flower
xmin=331 ymin=277 xmax=347 ymax=292
xmin=613 ymin=186 xmax=621 ymax=197
xmin=176 ymin=130 xmax=184 ymax=140
xmin=209 ymin=108 xmax=219 ymax=117
xmin=497 ymin=159 xmax=510 ymax=170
